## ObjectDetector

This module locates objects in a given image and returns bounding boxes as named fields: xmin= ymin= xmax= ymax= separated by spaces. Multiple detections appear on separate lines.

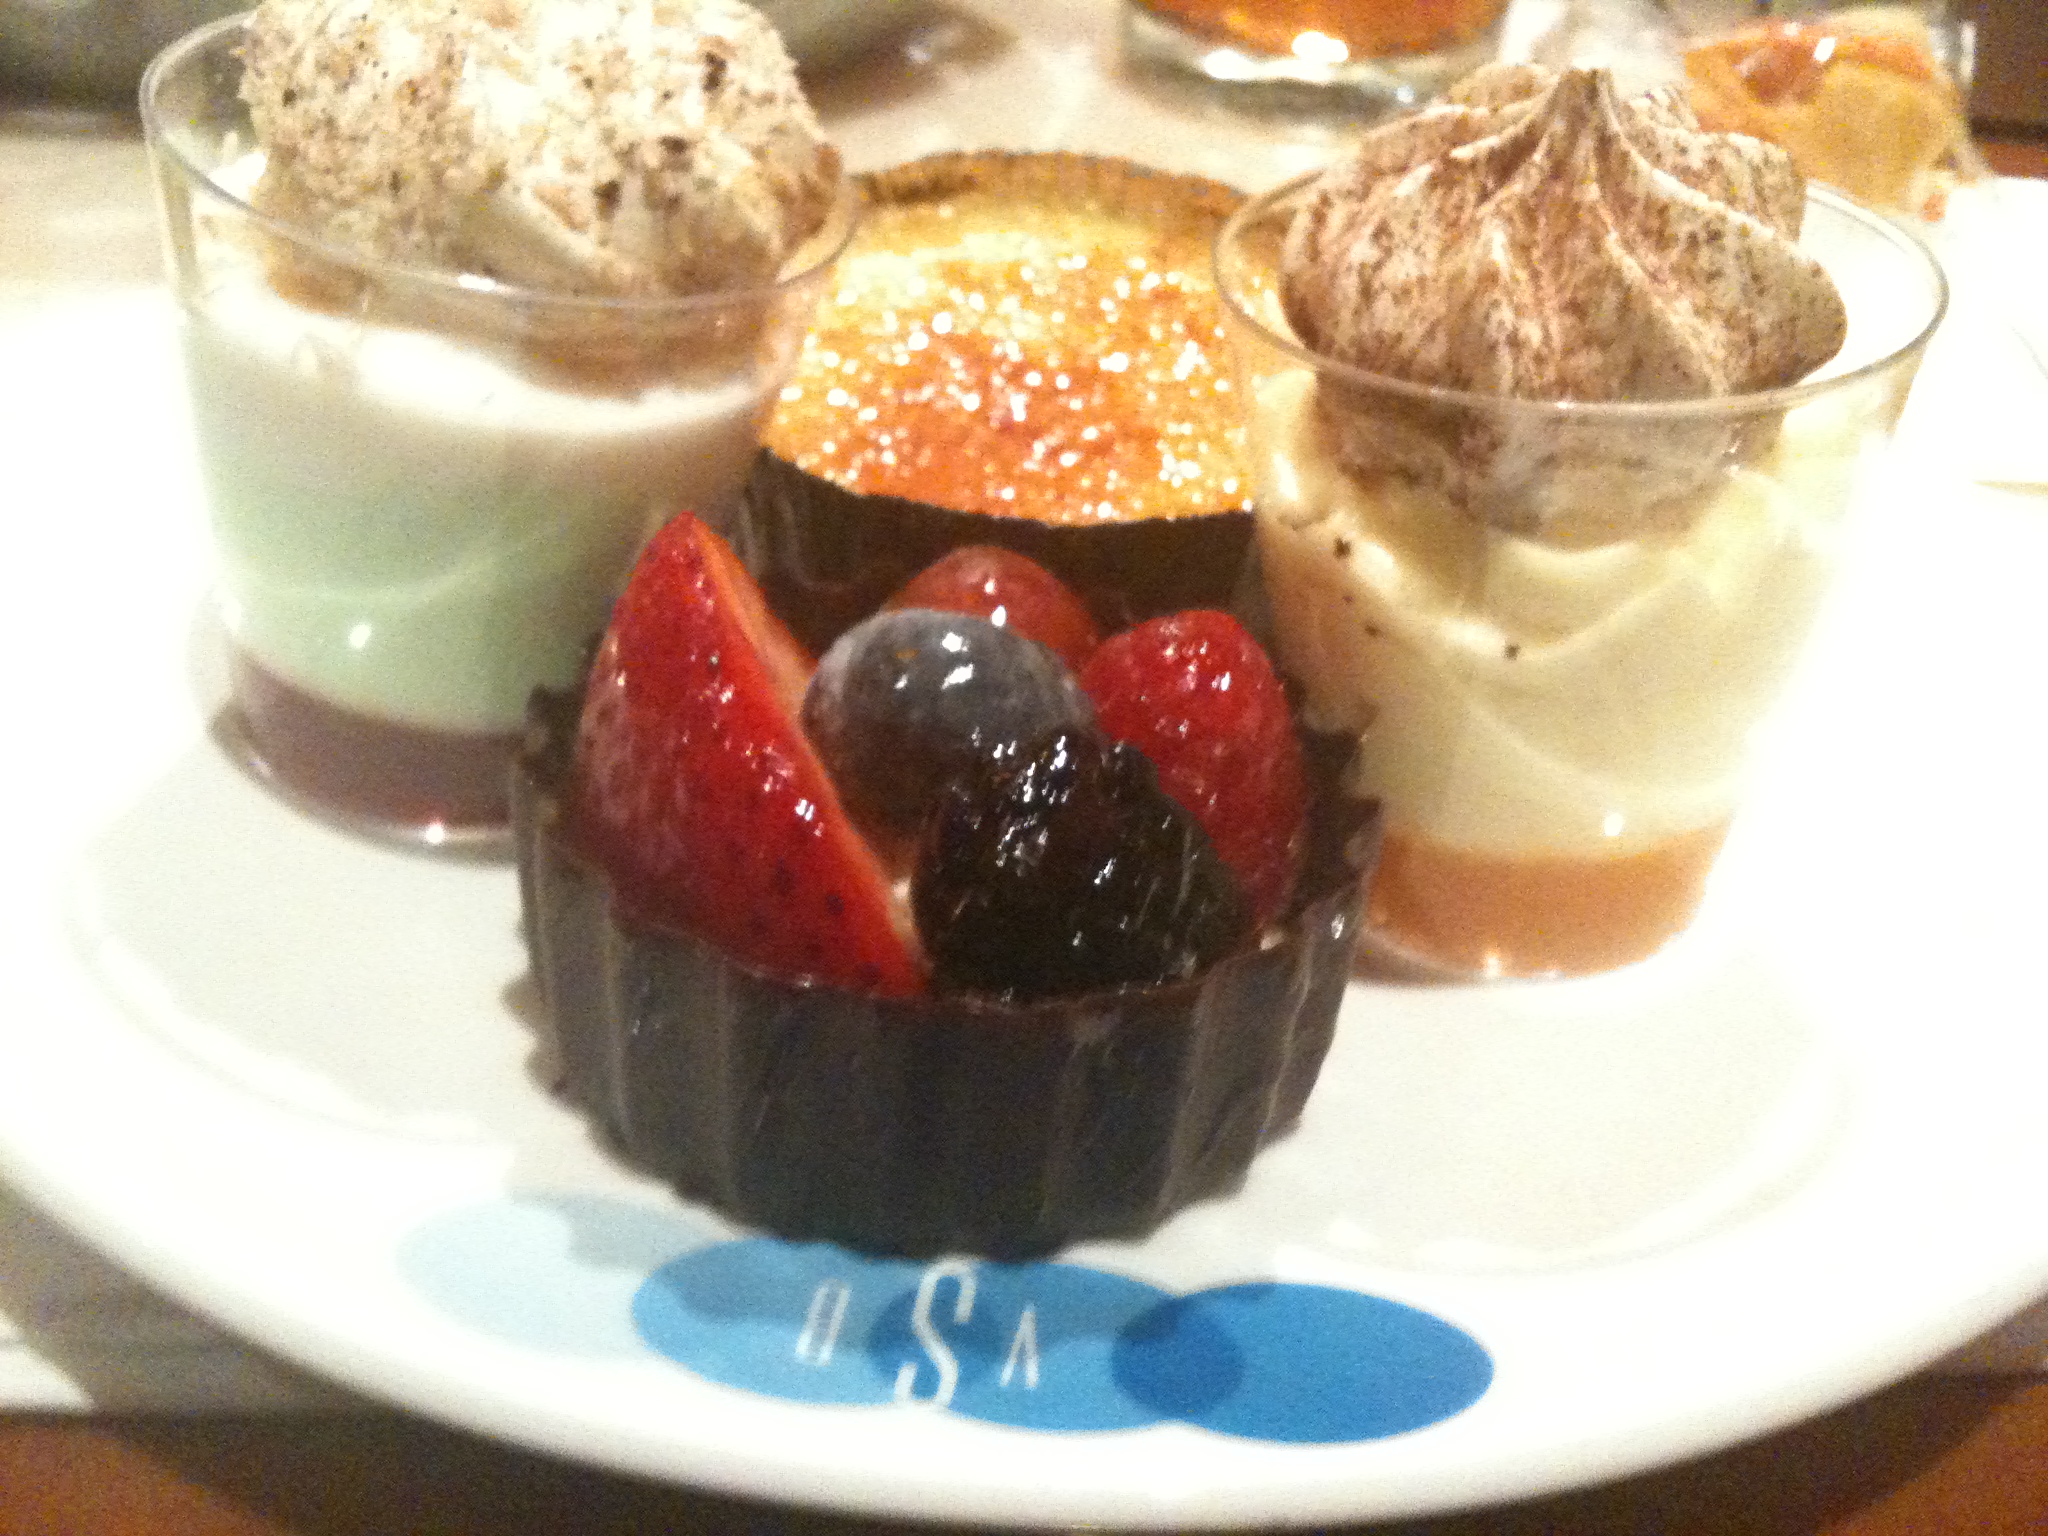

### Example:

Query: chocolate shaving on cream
xmin=1283 ymin=64 xmax=1844 ymax=401
xmin=240 ymin=0 xmax=840 ymax=297
xmin=1277 ymin=65 xmax=1848 ymax=541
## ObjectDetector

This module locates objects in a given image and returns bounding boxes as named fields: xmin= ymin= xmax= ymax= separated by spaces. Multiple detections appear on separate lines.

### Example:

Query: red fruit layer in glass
xmin=229 ymin=649 xmax=519 ymax=834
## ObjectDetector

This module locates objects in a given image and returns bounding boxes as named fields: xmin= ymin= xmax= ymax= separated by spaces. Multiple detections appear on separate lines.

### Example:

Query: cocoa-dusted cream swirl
xmin=240 ymin=0 xmax=840 ymax=298
xmin=1282 ymin=64 xmax=1847 ymax=402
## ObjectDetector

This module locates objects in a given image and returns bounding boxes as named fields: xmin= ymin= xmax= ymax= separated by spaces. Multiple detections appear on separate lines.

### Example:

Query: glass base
xmin=223 ymin=649 xmax=520 ymax=854
xmin=1120 ymin=1 xmax=1506 ymax=118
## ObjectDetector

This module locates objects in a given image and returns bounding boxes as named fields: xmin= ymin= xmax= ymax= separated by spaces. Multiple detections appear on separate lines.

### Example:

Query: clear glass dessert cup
xmin=140 ymin=13 xmax=856 ymax=848
xmin=1215 ymin=176 xmax=1945 ymax=980
xmin=1122 ymin=0 xmax=1511 ymax=119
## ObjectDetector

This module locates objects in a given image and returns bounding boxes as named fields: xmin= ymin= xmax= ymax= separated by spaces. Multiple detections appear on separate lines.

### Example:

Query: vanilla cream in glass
xmin=141 ymin=6 xmax=852 ymax=842
xmin=1216 ymin=65 xmax=1945 ymax=978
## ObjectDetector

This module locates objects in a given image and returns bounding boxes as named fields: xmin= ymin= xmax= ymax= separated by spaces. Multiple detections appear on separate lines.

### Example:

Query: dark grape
xmin=802 ymin=609 xmax=1095 ymax=843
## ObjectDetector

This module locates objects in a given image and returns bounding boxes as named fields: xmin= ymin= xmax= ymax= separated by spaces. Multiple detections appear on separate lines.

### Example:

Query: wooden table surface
xmin=3 ymin=1378 xmax=2048 ymax=1535
xmin=3 ymin=117 xmax=2042 ymax=1536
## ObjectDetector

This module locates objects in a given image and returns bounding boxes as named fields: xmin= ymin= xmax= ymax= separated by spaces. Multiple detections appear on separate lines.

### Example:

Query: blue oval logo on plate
xmin=633 ymin=1239 xmax=922 ymax=1406
xmin=1115 ymin=1281 xmax=1496 ymax=1443
xmin=634 ymin=1241 xmax=1492 ymax=1443
xmin=867 ymin=1258 xmax=1201 ymax=1432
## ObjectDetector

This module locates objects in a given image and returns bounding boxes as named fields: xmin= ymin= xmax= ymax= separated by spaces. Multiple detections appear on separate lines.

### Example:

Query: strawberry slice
xmin=570 ymin=513 xmax=925 ymax=995
xmin=1079 ymin=611 xmax=1306 ymax=929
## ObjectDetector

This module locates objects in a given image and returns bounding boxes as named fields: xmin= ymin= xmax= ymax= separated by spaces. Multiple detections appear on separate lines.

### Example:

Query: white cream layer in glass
xmin=180 ymin=154 xmax=770 ymax=735
xmin=1253 ymin=371 xmax=1866 ymax=859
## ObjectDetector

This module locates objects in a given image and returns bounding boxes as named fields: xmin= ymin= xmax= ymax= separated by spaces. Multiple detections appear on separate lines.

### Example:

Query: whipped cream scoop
xmin=1283 ymin=64 xmax=1846 ymax=402
xmin=240 ymin=0 xmax=841 ymax=297
xmin=1276 ymin=65 xmax=1849 ymax=542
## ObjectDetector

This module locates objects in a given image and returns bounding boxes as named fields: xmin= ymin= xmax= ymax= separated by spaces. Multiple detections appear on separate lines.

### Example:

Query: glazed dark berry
xmin=912 ymin=731 xmax=1252 ymax=1001
xmin=802 ymin=609 xmax=1096 ymax=842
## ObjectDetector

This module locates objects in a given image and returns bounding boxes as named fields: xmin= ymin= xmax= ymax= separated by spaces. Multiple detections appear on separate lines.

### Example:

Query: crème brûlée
xmin=766 ymin=155 xmax=1246 ymax=527
xmin=746 ymin=153 xmax=1258 ymax=648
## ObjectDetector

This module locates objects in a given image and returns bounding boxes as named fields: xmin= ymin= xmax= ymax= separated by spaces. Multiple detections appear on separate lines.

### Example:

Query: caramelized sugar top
xmin=766 ymin=174 xmax=1250 ymax=526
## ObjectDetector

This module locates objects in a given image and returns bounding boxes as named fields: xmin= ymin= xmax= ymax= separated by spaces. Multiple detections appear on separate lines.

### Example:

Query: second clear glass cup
xmin=1123 ymin=0 xmax=1511 ymax=115
xmin=1216 ymin=176 xmax=1945 ymax=980
xmin=141 ymin=13 xmax=855 ymax=846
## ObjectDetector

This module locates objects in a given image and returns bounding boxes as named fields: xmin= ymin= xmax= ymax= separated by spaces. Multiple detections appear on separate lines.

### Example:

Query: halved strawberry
xmin=570 ymin=513 xmax=925 ymax=995
xmin=1079 ymin=611 xmax=1306 ymax=929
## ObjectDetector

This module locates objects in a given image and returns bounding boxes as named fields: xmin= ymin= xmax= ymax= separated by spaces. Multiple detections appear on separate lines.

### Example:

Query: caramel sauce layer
xmin=1366 ymin=821 xmax=1730 ymax=978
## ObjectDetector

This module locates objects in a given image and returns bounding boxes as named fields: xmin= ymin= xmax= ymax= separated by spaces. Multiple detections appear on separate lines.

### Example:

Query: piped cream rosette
xmin=239 ymin=0 xmax=842 ymax=298
xmin=1279 ymin=64 xmax=1847 ymax=546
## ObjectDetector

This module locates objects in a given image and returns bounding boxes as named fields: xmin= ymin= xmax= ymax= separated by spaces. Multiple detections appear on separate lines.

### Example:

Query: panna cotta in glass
xmin=142 ymin=0 xmax=852 ymax=840
xmin=1217 ymin=63 xmax=1946 ymax=977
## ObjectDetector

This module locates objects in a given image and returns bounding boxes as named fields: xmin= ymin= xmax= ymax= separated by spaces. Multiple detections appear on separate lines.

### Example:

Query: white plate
xmin=3 ymin=288 xmax=2048 ymax=1529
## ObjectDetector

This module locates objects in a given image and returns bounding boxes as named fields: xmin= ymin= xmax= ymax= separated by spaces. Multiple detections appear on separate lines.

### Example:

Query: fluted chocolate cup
xmin=1218 ymin=178 xmax=1945 ymax=979
xmin=514 ymin=689 xmax=1377 ymax=1259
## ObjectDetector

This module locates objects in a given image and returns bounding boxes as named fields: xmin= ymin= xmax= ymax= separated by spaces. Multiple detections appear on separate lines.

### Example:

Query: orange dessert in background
xmin=1683 ymin=10 xmax=1976 ymax=219
xmin=1131 ymin=0 xmax=1508 ymax=60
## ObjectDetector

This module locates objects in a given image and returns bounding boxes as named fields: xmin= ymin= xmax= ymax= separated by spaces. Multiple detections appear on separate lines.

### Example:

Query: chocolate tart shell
xmin=513 ymin=689 xmax=1377 ymax=1260
xmin=740 ymin=450 xmax=1257 ymax=654
xmin=739 ymin=152 xmax=1256 ymax=653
